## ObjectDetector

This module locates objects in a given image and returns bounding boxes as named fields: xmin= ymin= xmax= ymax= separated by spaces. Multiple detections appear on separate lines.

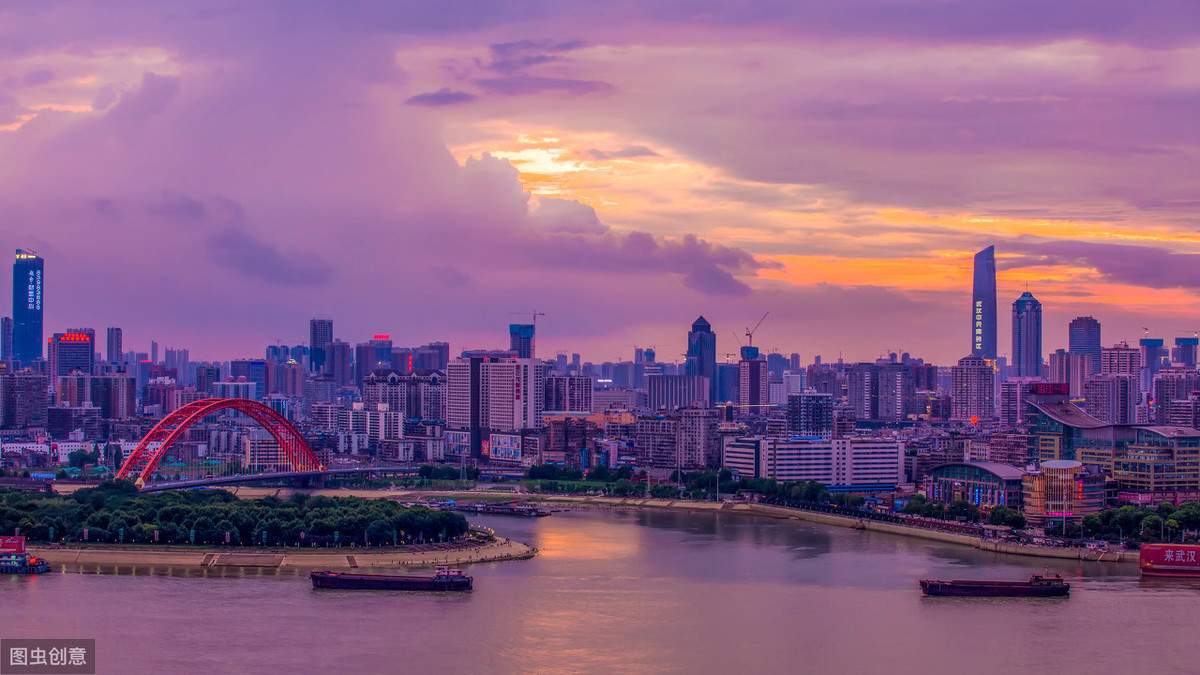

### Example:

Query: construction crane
xmin=510 ymin=311 xmax=546 ymax=325
xmin=745 ymin=312 xmax=770 ymax=347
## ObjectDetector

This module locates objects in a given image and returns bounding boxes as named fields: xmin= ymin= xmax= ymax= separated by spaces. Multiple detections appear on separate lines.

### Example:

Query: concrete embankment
xmin=29 ymin=535 xmax=536 ymax=572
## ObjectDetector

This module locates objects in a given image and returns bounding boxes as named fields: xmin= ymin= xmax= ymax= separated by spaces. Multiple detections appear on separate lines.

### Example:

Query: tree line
xmin=0 ymin=480 xmax=469 ymax=547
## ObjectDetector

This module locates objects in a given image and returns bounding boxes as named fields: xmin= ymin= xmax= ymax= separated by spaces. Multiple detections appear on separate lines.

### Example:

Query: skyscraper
xmin=1011 ymin=291 xmax=1042 ymax=377
xmin=970 ymin=245 xmax=997 ymax=360
xmin=685 ymin=316 xmax=717 ymax=404
xmin=1139 ymin=338 xmax=1166 ymax=396
xmin=1068 ymin=316 xmax=1101 ymax=374
xmin=309 ymin=318 xmax=333 ymax=373
xmin=48 ymin=330 xmax=95 ymax=377
xmin=508 ymin=324 xmax=535 ymax=359
xmin=1172 ymin=337 xmax=1199 ymax=368
xmin=952 ymin=355 xmax=994 ymax=422
xmin=11 ymin=249 xmax=44 ymax=365
xmin=105 ymin=327 xmax=123 ymax=365
xmin=0 ymin=316 xmax=11 ymax=363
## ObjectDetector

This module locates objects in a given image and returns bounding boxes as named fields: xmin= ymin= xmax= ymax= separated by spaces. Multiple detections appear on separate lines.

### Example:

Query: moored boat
xmin=919 ymin=574 xmax=1069 ymax=597
xmin=311 ymin=566 xmax=473 ymax=591
xmin=0 ymin=536 xmax=49 ymax=575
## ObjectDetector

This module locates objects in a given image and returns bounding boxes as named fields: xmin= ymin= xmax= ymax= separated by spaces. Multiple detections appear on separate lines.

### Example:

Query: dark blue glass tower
xmin=509 ymin=324 xmax=535 ymax=359
xmin=685 ymin=316 xmax=717 ymax=404
xmin=1012 ymin=291 xmax=1043 ymax=377
xmin=11 ymin=249 xmax=44 ymax=365
xmin=970 ymin=246 xmax=996 ymax=360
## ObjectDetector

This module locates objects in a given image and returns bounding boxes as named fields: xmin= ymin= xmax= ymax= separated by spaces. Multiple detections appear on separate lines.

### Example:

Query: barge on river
xmin=311 ymin=566 xmax=472 ymax=591
xmin=0 ymin=537 xmax=49 ymax=575
xmin=920 ymin=574 xmax=1069 ymax=597
xmin=1140 ymin=543 xmax=1200 ymax=578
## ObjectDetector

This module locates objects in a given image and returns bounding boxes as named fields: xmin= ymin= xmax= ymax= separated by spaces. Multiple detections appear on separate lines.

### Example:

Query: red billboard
xmin=0 ymin=536 xmax=26 ymax=553
xmin=1140 ymin=544 xmax=1200 ymax=577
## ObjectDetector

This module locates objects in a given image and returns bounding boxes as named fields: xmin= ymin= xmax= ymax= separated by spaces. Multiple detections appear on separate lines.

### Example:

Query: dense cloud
xmin=0 ymin=1 xmax=1195 ymax=361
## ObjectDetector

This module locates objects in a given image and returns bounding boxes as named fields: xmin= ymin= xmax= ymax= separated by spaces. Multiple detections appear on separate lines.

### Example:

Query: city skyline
xmin=2 ymin=4 xmax=1199 ymax=363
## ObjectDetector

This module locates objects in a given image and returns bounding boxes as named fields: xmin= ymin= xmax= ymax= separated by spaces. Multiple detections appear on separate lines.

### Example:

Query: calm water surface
xmin=1 ymin=509 xmax=1196 ymax=675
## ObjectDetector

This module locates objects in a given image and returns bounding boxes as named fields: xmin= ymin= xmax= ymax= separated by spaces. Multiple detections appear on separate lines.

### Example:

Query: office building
xmin=413 ymin=342 xmax=450 ymax=371
xmin=1068 ymin=316 xmax=1102 ymax=374
xmin=354 ymin=335 xmax=393 ymax=386
xmin=105 ymin=327 xmax=123 ymax=365
xmin=971 ymin=245 xmax=997 ymax=360
xmin=1172 ymin=337 xmax=1199 ymax=368
xmin=309 ymin=318 xmax=333 ymax=373
xmin=685 ymin=316 xmax=718 ymax=405
xmin=723 ymin=436 xmax=904 ymax=490
xmin=11 ymin=249 xmax=44 ymax=365
xmin=325 ymin=340 xmax=354 ymax=387
xmin=1140 ymin=338 xmax=1167 ymax=396
xmin=48 ymin=330 xmax=95 ymax=377
xmin=1011 ymin=291 xmax=1043 ymax=377
xmin=508 ymin=324 xmax=535 ymax=359
xmin=1151 ymin=367 xmax=1200 ymax=424
xmin=230 ymin=359 xmax=269 ymax=400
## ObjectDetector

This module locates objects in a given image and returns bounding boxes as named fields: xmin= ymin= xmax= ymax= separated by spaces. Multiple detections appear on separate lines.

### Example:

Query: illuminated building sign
xmin=974 ymin=300 xmax=984 ymax=351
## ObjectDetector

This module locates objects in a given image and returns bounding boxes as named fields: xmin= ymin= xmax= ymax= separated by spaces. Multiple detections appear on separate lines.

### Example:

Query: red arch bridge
xmin=115 ymin=398 xmax=418 ymax=491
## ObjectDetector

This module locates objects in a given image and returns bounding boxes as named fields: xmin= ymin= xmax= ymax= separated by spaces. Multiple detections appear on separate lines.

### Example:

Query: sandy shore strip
xmin=29 ymin=535 xmax=535 ymax=571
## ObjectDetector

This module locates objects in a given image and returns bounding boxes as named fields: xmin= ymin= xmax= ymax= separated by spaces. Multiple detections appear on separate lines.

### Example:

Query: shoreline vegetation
xmin=4 ymin=481 xmax=537 ymax=571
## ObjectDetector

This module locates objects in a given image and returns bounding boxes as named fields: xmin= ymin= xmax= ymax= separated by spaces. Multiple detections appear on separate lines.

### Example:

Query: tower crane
xmin=745 ymin=312 xmax=770 ymax=347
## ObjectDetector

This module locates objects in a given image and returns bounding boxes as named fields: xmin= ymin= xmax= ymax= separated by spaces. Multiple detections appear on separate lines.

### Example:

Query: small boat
xmin=311 ymin=566 xmax=472 ymax=591
xmin=0 ymin=552 xmax=50 ymax=575
xmin=919 ymin=574 xmax=1069 ymax=597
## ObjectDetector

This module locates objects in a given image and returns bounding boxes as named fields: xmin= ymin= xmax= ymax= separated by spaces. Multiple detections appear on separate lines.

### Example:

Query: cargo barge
xmin=0 ymin=537 xmax=49 ymax=575
xmin=1139 ymin=543 xmax=1200 ymax=578
xmin=311 ymin=566 xmax=472 ymax=591
xmin=452 ymin=502 xmax=550 ymax=518
xmin=920 ymin=574 xmax=1069 ymax=597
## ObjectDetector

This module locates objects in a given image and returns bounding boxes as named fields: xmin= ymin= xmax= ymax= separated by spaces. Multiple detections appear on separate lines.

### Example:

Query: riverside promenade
xmin=30 ymin=532 xmax=535 ymax=571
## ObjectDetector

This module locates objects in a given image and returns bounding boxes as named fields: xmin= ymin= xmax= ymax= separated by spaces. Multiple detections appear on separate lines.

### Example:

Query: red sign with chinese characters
xmin=1140 ymin=544 xmax=1200 ymax=577
xmin=0 ymin=536 xmax=26 ymax=553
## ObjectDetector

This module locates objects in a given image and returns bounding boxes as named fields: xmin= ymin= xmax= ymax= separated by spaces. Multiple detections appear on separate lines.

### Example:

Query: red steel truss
xmin=115 ymin=397 xmax=323 ymax=488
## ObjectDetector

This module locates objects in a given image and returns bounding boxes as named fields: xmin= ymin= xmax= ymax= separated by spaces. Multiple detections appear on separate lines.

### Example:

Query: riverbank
xmin=525 ymin=495 xmax=1139 ymax=564
xmin=28 ymin=534 xmax=536 ymax=571
xmin=128 ymin=485 xmax=1139 ymax=564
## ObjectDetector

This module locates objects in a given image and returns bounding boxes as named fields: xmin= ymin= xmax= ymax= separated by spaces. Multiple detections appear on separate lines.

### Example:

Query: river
xmin=0 ymin=508 xmax=1196 ymax=674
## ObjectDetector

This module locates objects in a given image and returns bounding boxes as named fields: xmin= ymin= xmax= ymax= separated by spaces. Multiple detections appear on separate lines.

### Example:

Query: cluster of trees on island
xmin=0 ymin=481 xmax=469 ymax=546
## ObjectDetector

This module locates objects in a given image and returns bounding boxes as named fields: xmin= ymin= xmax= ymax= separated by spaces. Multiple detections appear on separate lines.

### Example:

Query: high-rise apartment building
xmin=1068 ymin=316 xmax=1101 ymax=374
xmin=0 ymin=316 xmax=11 ymax=363
xmin=1139 ymin=338 xmax=1167 ymax=396
xmin=11 ymin=249 xmax=44 ymax=365
xmin=1100 ymin=342 xmax=1142 ymax=376
xmin=230 ymin=358 xmax=269 ymax=400
xmin=309 ymin=318 xmax=333 ymax=373
xmin=786 ymin=391 xmax=833 ymax=438
xmin=952 ymin=355 xmax=994 ymax=422
xmin=1082 ymin=373 xmax=1138 ymax=424
xmin=1011 ymin=291 xmax=1043 ymax=377
xmin=971 ymin=245 xmax=997 ymax=360
xmin=544 ymin=375 xmax=594 ymax=414
xmin=105 ymin=327 xmax=123 ymax=365
xmin=738 ymin=355 xmax=769 ymax=415
xmin=647 ymin=374 xmax=708 ymax=411
xmin=447 ymin=352 xmax=546 ymax=459
xmin=325 ymin=340 xmax=354 ymax=387
xmin=1048 ymin=348 xmax=1090 ymax=398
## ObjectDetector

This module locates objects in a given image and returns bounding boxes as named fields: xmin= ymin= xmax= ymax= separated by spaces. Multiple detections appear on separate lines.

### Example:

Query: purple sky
xmin=2 ymin=2 xmax=1198 ymax=364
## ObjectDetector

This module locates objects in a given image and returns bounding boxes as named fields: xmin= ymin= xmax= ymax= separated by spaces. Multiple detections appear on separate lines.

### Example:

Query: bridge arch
xmin=115 ymin=398 xmax=323 ymax=488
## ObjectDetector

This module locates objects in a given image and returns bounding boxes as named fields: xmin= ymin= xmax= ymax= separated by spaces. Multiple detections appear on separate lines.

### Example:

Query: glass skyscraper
xmin=1012 ymin=291 xmax=1043 ymax=377
xmin=1068 ymin=316 xmax=1102 ymax=374
xmin=11 ymin=249 xmax=44 ymax=365
xmin=508 ymin=324 xmax=535 ymax=359
xmin=685 ymin=316 xmax=717 ymax=404
xmin=971 ymin=245 xmax=997 ymax=360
